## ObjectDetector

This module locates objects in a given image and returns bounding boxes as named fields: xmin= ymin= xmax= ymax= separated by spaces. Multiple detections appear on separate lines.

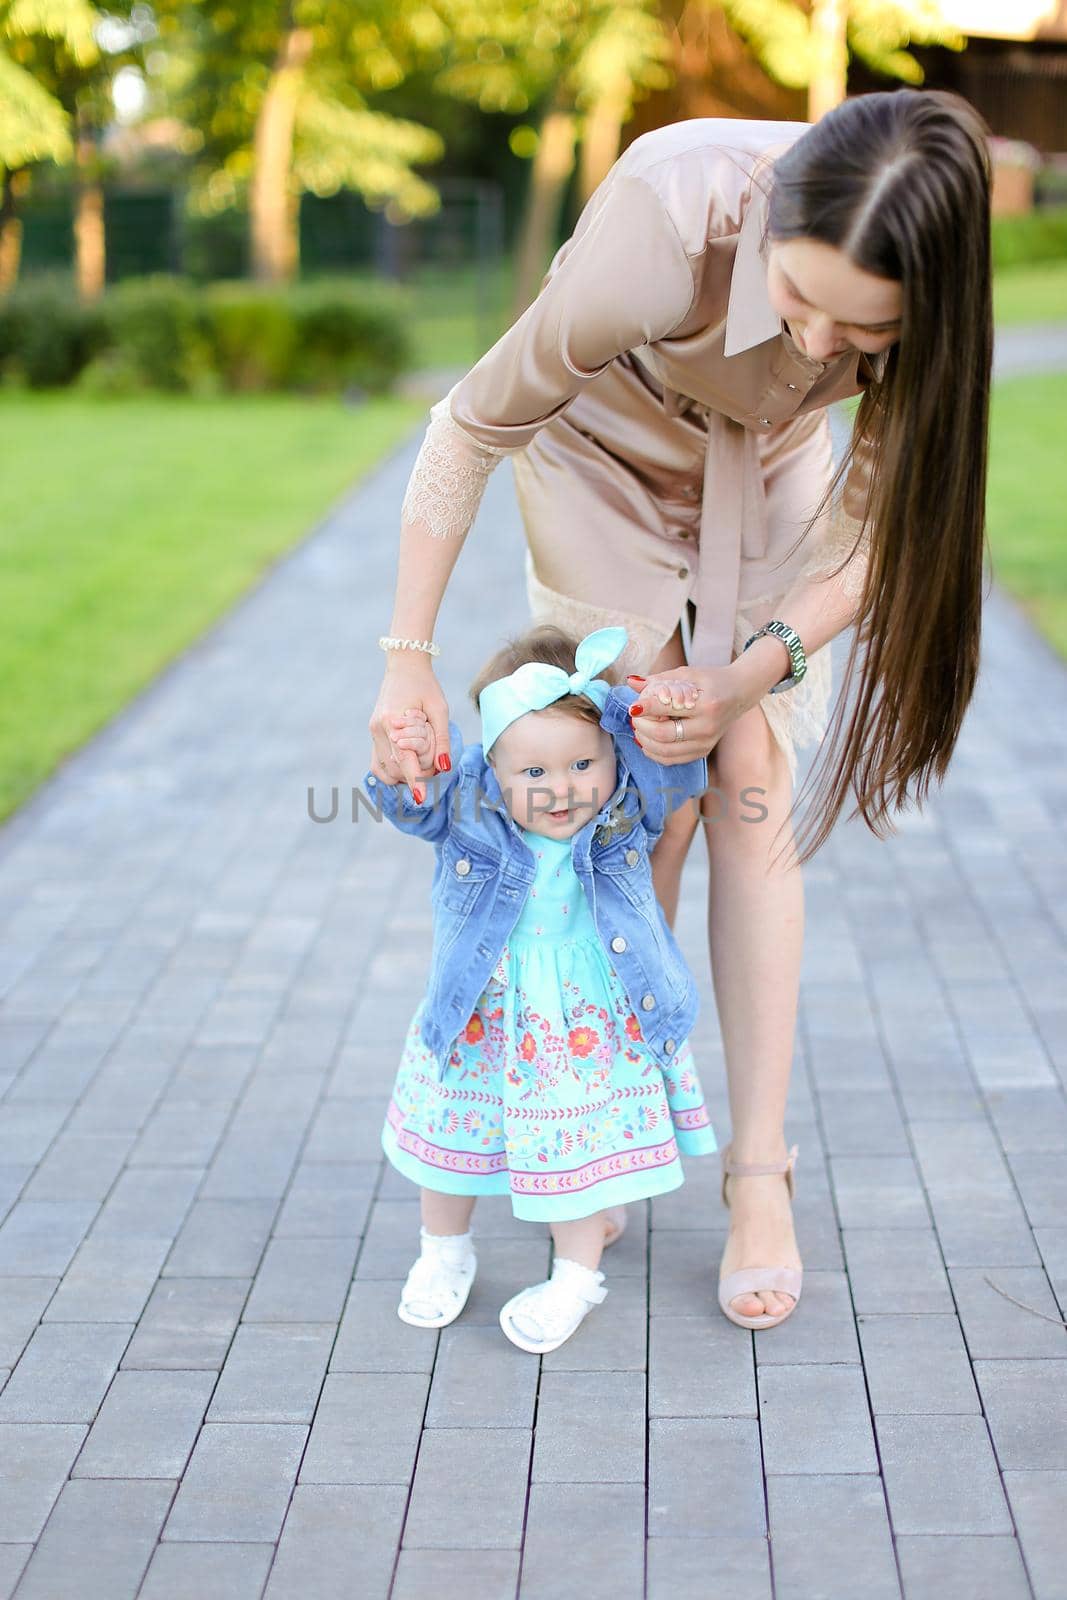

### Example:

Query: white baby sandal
xmin=397 ymin=1226 xmax=477 ymax=1329
xmin=498 ymin=1256 xmax=608 ymax=1354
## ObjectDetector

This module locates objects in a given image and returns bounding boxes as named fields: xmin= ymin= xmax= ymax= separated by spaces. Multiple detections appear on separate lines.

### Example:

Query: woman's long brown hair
xmin=763 ymin=88 xmax=993 ymax=869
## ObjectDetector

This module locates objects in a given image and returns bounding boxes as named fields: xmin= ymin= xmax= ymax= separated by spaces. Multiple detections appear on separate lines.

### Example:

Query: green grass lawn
xmin=993 ymin=261 xmax=1067 ymax=326
xmin=985 ymin=371 xmax=1067 ymax=659
xmin=0 ymin=392 xmax=425 ymax=822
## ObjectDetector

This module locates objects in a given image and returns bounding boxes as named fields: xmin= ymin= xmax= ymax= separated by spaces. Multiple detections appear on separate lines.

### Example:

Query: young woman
xmin=369 ymin=89 xmax=993 ymax=1329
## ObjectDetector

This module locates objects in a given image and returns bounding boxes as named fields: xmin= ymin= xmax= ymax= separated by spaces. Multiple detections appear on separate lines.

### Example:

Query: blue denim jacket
xmin=363 ymin=686 xmax=707 ymax=1077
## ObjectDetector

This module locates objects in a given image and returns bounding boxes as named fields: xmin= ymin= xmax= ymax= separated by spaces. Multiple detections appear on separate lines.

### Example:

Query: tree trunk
xmin=0 ymin=169 xmax=24 ymax=293
xmin=74 ymin=116 xmax=105 ymax=301
xmin=250 ymin=26 xmax=313 ymax=284
xmin=577 ymin=87 xmax=627 ymax=209
xmin=510 ymin=102 xmax=577 ymax=321
xmin=808 ymin=0 xmax=848 ymax=122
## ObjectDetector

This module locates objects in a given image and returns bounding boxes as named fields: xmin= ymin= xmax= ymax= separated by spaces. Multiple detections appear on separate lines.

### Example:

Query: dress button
xmin=625 ymin=849 xmax=640 ymax=867
xmin=678 ymin=565 xmax=689 ymax=580
xmin=663 ymin=1037 xmax=676 ymax=1056
xmin=455 ymin=858 xmax=471 ymax=876
xmin=367 ymin=775 xmax=376 ymax=786
xmin=641 ymin=993 xmax=655 ymax=1011
xmin=611 ymin=936 xmax=627 ymax=953
xmin=787 ymin=382 xmax=797 ymax=391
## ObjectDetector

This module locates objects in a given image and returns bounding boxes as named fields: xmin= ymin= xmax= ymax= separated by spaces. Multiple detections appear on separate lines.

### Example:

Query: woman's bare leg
xmin=702 ymin=704 xmax=802 ymax=1319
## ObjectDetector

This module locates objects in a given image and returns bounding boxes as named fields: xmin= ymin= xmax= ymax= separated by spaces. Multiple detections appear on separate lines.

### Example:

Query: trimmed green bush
xmin=99 ymin=275 xmax=211 ymax=391
xmin=0 ymin=274 xmax=411 ymax=394
xmin=201 ymin=286 xmax=299 ymax=391
xmin=992 ymin=208 xmax=1067 ymax=271
xmin=0 ymin=276 xmax=104 ymax=387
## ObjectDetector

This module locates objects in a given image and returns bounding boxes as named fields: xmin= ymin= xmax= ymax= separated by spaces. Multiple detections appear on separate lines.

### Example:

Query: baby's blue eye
xmin=573 ymin=759 xmax=592 ymax=771
xmin=523 ymin=766 xmax=545 ymax=779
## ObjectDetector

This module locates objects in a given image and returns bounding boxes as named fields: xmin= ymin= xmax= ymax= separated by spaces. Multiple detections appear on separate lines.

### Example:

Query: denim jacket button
xmin=625 ymin=849 xmax=639 ymax=867
xmin=454 ymin=858 xmax=471 ymax=876
xmin=663 ymin=1037 xmax=676 ymax=1055
xmin=610 ymin=936 xmax=627 ymax=953
xmin=641 ymin=993 xmax=655 ymax=1011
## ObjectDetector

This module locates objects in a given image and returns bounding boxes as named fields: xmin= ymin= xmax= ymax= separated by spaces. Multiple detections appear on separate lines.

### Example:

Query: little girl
xmin=365 ymin=624 xmax=717 ymax=1353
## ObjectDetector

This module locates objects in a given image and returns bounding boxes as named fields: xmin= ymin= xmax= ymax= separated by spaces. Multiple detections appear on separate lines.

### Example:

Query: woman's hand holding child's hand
xmin=388 ymin=709 xmax=438 ymax=806
xmin=625 ymin=667 xmax=749 ymax=764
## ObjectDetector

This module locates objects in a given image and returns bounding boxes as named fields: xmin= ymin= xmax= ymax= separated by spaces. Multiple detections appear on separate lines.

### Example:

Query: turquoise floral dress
xmin=381 ymin=827 xmax=717 ymax=1221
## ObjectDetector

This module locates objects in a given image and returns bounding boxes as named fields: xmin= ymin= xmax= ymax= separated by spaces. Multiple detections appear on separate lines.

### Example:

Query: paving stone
xmin=128 ymin=1102 xmax=231 ymax=1167
xmin=767 ymin=1474 xmax=899 ymax=1600
xmin=973 ymin=1358 xmax=1067 ymax=1470
xmin=404 ymin=1428 xmax=529 ymax=1549
xmin=163 ymin=1199 xmax=277 ymax=1278
xmin=272 ymin=1162 xmax=376 ymax=1238
xmin=264 ymin=1484 xmax=407 ymax=1600
xmin=20 ymin=1132 xmax=135 ymax=1201
xmin=649 ymin=1314 xmax=756 ymax=1417
xmin=841 ymin=1228 xmax=956 ymax=1314
xmin=0 ymin=1321 xmax=132 ymax=1423
xmin=73 ymin=1369 xmax=215 ymax=1478
xmin=0 ymin=1278 xmax=58 ymax=1366
xmin=759 ymin=1364 xmax=877 ymax=1474
xmin=300 ymin=1371 xmax=429 ymax=1484
xmin=138 ymin=1540 xmax=276 ymax=1600
xmin=649 ymin=1227 xmax=725 ymax=1316
xmin=425 ymin=1323 xmax=538 ymax=1429
xmin=858 ymin=1313 xmax=980 ymax=1414
xmin=646 ymin=1538 xmax=772 ymax=1598
xmin=392 ymin=1549 xmax=520 ymax=1600
xmin=876 ymin=1415 xmax=1012 ymax=1534
xmin=460 ymin=1236 xmax=556 ymax=1325
xmin=896 ymin=1535 xmax=1031 ymax=1599
xmin=43 ymin=1232 xmax=172 ymax=1322
xmin=0 ymin=1423 xmax=87 ymax=1541
xmin=521 ymin=1482 xmax=644 ymax=1599
xmin=241 ymin=1236 xmax=358 ymax=1324
xmin=0 ymin=1544 xmax=31 ymax=1600
xmin=1002 ymin=1471 xmax=1067 ymax=1600
xmin=949 ymin=1266 xmax=1067 ymax=1357
xmin=648 ymin=1418 xmax=764 ymax=1537
xmin=90 ymin=1166 xmax=202 ymax=1239
xmin=532 ymin=1370 xmax=645 ymax=1482
xmin=122 ymin=1277 xmax=250 ymax=1370
xmin=330 ymin=1279 xmax=437 ymax=1374
xmin=207 ymin=1323 xmax=333 ymax=1425
xmin=0 ymin=1200 xmax=98 ymax=1276
xmin=828 ymin=1156 xmax=930 ymax=1228
xmin=163 ymin=1423 xmax=308 ymax=1543
xmin=13 ymin=1478 xmax=174 ymax=1600
xmin=817 ymin=1089 xmax=910 ymax=1155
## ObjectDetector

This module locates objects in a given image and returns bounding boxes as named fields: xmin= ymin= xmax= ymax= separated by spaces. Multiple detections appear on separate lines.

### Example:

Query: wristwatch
xmin=741 ymin=620 xmax=807 ymax=694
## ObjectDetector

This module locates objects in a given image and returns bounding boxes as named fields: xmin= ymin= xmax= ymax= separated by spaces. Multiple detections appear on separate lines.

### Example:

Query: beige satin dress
xmin=400 ymin=117 xmax=886 ymax=787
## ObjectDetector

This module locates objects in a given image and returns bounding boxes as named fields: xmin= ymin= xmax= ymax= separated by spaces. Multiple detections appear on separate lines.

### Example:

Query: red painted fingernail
xmin=627 ymin=675 xmax=647 ymax=684
xmin=436 ymin=754 xmax=451 ymax=773
xmin=412 ymin=787 xmax=424 ymax=805
xmin=629 ymin=705 xmax=644 ymax=717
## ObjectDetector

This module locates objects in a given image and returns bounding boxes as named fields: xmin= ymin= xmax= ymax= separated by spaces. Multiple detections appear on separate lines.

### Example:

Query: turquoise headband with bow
xmin=479 ymin=626 xmax=628 ymax=755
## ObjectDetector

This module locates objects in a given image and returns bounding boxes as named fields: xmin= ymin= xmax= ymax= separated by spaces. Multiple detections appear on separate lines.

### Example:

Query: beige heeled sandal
xmin=718 ymin=1143 xmax=802 ymax=1330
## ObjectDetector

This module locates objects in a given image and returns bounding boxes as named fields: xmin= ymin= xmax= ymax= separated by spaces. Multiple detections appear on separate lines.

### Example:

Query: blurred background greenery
xmin=1 ymin=0 xmax=1065 ymax=818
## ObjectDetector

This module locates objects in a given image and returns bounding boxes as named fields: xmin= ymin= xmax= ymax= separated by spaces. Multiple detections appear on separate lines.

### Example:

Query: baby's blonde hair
xmin=470 ymin=624 xmax=619 ymax=751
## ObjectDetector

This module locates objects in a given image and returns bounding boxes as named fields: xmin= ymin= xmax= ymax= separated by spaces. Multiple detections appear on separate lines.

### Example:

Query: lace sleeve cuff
xmin=400 ymin=388 xmax=521 ymax=541
xmin=797 ymin=499 xmax=873 ymax=607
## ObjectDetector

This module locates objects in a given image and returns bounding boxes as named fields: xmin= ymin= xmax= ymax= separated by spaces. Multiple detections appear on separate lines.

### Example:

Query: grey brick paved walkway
xmin=1 ymin=395 xmax=1066 ymax=1599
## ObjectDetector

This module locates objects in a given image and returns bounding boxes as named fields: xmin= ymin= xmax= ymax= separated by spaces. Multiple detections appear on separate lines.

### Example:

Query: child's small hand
xmin=647 ymin=678 xmax=701 ymax=712
xmin=387 ymin=711 xmax=438 ymax=800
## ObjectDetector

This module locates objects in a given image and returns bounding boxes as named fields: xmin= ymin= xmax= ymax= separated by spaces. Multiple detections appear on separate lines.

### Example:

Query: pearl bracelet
xmin=378 ymin=635 xmax=441 ymax=658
